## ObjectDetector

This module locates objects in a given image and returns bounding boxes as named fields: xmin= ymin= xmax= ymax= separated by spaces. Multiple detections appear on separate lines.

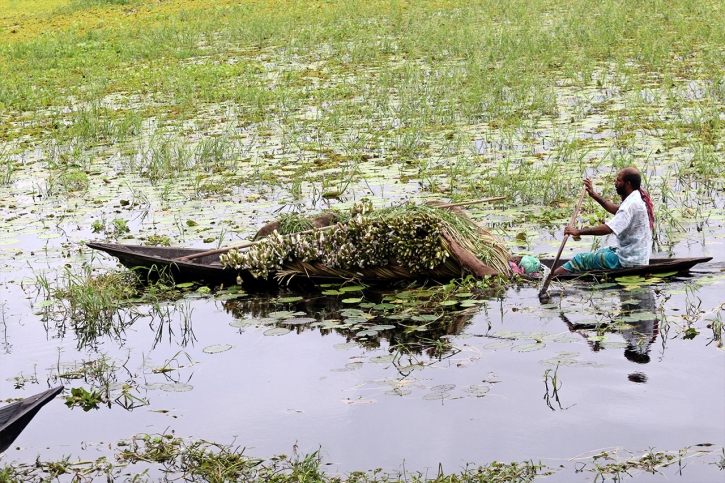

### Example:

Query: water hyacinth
xmin=220 ymin=204 xmax=510 ymax=278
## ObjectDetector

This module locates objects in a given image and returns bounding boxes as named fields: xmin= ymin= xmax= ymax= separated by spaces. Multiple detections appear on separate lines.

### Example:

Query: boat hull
xmin=87 ymin=243 xmax=712 ymax=286
xmin=540 ymin=256 xmax=713 ymax=280
xmin=0 ymin=386 xmax=64 ymax=453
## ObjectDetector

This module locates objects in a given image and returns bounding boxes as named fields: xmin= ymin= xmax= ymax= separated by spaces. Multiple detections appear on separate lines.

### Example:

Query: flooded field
xmin=1 ymin=0 xmax=724 ymax=481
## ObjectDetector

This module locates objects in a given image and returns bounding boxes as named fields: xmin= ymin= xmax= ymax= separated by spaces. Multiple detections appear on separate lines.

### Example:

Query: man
xmin=553 ymin=167 xmax=654 ymax=275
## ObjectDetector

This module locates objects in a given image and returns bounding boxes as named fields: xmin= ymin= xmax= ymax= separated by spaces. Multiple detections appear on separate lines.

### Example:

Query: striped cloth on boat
xmin=562 ymin=247 xmax=622 ymax=272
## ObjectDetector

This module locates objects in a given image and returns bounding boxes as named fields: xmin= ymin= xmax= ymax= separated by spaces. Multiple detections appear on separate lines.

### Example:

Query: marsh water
xmin=2 ymin=7 xmax=725 ymax=476
xmin=1 ymin=159 xmax=724 ymax=481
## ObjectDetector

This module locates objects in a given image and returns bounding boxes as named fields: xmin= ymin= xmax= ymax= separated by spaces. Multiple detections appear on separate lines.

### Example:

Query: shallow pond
xmin=1 ymin=208 xmax=723 ymax=480
xmin=1 ymin=53 xmax=724 ymax=480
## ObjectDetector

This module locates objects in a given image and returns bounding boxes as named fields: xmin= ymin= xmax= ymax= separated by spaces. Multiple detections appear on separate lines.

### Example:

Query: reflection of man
xmin=553 ymin=167 xmax=654 ymax=274
xmin=620 ymin=288 xmax=658 ymax=366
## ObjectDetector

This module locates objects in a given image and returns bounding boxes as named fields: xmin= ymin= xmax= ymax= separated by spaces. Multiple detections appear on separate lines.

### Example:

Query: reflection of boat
xmin=0 ymin=386 xmax=63 ymax=453
xmin=88 ymin=243 xmax=711 ymax=286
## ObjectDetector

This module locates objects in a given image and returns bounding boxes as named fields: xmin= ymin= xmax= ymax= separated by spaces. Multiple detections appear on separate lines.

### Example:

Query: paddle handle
xmin=538 ymin=188 xmax=588 ymax=299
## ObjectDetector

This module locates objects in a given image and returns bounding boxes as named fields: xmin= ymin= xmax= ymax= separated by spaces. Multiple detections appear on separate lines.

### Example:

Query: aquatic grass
xmin=4 ymin=434 xmax=720 ymax=482
xmin=37 ymin=264 xmax=143 ymax=348
xmin=0 ymin=145 xmax=13 ymax=185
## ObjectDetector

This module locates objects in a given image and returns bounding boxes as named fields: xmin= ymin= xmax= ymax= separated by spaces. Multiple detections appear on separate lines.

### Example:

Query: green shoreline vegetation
xmin=0 ymin=432 xmax=720 ymax=483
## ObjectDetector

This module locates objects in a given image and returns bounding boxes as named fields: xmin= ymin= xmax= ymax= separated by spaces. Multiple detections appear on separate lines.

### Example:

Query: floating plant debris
xmin=263 ymin=328 xmax=291 ymax=336
xmin=202 ymin=344 xmax=233 ymax=354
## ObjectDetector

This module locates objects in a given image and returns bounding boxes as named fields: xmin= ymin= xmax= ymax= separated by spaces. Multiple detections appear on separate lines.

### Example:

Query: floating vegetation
xmin=1 ymin=0 xmax=724 ymax=477
xmin=221 ymin=204 xmax=510 ymax=280
xmin=202 ymin=344 xmax=233 ymax=354
xmin=263 ymin=327 xmax=291 ymax=336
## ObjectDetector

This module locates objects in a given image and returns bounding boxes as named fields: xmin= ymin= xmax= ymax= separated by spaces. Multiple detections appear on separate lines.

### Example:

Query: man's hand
xmin=564 ymin=226 xmax=580 ymax=237
xmin=584 ymin=178 xmax=619 ymax=215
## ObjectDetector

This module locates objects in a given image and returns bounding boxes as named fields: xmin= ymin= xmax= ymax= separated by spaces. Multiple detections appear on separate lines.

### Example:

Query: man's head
xmin=615 ymin=167 xmax=641 ymax=197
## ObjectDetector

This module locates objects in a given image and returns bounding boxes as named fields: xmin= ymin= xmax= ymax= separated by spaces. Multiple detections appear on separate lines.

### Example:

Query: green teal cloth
xmin=562 ymin=247 xmax=622 ymax=272
xmin=519 ymin=255 xmax=541 ymax=274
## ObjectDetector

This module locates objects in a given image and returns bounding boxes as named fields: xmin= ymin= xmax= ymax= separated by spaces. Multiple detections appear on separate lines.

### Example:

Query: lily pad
xmin=277 ymin=296 xmax=303 ymax=303
xmin=343 ymin=317 xmax=369 ymax=324
xmin=264 ymin=327 xmax=291 ymax=336
xmin=398 ymin=363 xmax=424 ymax=372
xmin=463 ymin=385 xmax=490 ymax=395
xmin=202 ymin=344 xmax=232 ymax=354
xmin=511 ymin=343 xmax=546 ymax=352
xmin=430 ymin=384 xmax=455 ymax=392
xmin=333 ymin=342 xmax=357 ymax=350
xmin=655 ymin=271 xmax=678 ymax=278
xmin=539 ymin=303 xmax=559 ymax=309
xmin=340 ymin=309 xmax=365 ymax=317
xmin=423 ymin=392 xmax=449 ymax=400
xmin=385 ymin=388 xmax=411 ymax=396
xmin=160 ymin=383 xmax=193 ymax=392
xmin=370 ymin=354 xmax=395 ymax=363
xmin=283 ymin=317 xmax=316 ymax=325
xmin=373 ymin=303 xmax=397 ymax=310
xmin=342 ymin=298 xmax=362 ymax=304
xmin=140 ymin=383 xmax=166 ymax=390
xmin=339 ymin=285 xmax=365 ymax=292
xmin=482 ymin=340 xmax=513 ymax=350
xmin=356 ymin=329 xmax=379 ymax=337
xmin=493 ymin=331 xmax=524 ymax=339
xmin=268 ymin=311 xmax=296 ymax=319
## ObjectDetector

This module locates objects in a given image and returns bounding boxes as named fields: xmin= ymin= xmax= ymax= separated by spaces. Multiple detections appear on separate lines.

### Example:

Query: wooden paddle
xmin=538 ymin=188 xmax=587 ymax=302
xmin=174 ymin=196 xmax=506 ymax=263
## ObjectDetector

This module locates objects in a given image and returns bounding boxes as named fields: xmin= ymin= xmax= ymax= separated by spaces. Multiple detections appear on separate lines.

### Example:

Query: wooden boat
xmin=538 ymin=256 xmax=713 ymax=280
xmin=0 ymin=386 xmax=63 ymax=453
xmin=87 ymin=242 xmax=712 ymax=286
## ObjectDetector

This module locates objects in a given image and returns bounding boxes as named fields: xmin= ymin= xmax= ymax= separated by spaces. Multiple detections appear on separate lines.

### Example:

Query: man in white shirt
xmin=553 ymin=167 xmax=654 ymax=275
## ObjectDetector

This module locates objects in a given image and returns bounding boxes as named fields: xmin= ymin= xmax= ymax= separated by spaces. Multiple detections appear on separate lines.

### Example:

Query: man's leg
xmin=553 ymin=248 xmax=620 ymax=275
xmin=553 ymin=252 xmax=595 ymax=275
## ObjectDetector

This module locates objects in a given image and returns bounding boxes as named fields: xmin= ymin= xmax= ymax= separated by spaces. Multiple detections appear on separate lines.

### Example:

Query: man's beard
xmin=616 ymin=184 xmax=627 ymax=196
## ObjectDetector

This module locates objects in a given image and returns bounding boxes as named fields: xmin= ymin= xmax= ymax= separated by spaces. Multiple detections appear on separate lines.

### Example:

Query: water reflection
xmin=620 ymin=288 xmax=658 ymax=366
xmin=221 ymin=288 xmax=479 ymax=357
xmin=561 ymin=287 xmax=659 ymax=382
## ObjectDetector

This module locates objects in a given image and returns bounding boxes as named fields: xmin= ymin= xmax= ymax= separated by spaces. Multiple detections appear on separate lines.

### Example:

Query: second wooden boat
xmin=0 ymin=386 xmax=64 ymax=453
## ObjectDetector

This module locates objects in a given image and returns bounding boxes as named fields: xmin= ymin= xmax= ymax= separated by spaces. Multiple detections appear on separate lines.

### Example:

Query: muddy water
xmin=1 ymin=214 xmax=723 ymax=480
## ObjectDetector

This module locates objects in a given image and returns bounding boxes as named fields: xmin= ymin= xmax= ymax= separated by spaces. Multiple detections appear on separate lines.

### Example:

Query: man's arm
xmin=564 ymin=224 xmax=613 ymax=237
xmin=585 ymin=178 xmax=619 ymax=215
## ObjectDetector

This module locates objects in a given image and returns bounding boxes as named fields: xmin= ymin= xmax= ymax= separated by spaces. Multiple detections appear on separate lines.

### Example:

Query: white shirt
xmin=605 ymin=190 xmax=652 ymax=267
